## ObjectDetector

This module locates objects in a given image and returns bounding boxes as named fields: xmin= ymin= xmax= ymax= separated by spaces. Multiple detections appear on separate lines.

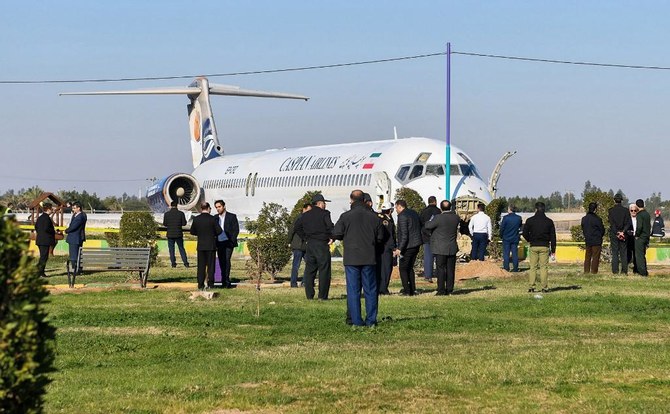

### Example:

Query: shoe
xmin=171 ymin=264 xmax=177 ymax=268
xmin=184 ymin=264 xmax=190 ymax=268
xmin=435 ymin=292 xmax=447 ymax=296
xmin=528 ymin=287 xmax=536 ymax=293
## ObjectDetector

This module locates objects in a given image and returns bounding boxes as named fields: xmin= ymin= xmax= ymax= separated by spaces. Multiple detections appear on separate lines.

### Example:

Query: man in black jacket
xmin=394 ymin=200 xmax=422 ymax=296
xmin=333 ymin=190 xmax=384 ymax=326
xmin=634 ymin=199 xmax=651 ymax=277
xmin=419 ymin=196 xmax=441 ymax=282
xmin=581 ymin=202 xmax=605 ymax=274
xmin=214 ymin=200 xmax=240 ymax=288
xmin=424 ymin=200 xmax=460 ymax=295
xmin=163 ymin=200 xmax=190 ymax=268
xmin=190 ymin=202 xmax=223 ymax=290
xmin=377 ymin=203 xmax=396 ymax=295
xmin=608 ymin=193 xmax=632 ymax=274
xmin=522 ymin=202 xmax=556 ymax=293
xmin=287 ymin=203 xmax=311 ymax=288
xmin=295 ymin=193 xmax=334 ymax=300
xmin=35 ymin=203 xmax=56 ymax=277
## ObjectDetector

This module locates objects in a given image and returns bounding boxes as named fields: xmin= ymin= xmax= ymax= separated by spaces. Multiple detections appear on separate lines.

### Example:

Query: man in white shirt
xmin=468 ymin=203 xmax=492 ymax=261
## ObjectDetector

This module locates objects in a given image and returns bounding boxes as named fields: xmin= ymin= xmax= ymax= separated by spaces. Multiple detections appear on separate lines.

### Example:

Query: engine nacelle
xmin=146 ymin=173 xmax=202 ymax=213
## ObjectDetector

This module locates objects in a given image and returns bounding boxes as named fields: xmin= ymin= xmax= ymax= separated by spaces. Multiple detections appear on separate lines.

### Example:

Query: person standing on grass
xmin=214 ymin=200 xmax=239 ymax=288
xmin=468 ymin=203 xmax=492 ymax=261
xmin=163 ymin=200 xmax=190 ymax=269
xmin=35 ymin=203 xmax=56 ymax=278
xmin=634 ymin=199 xmax=651 ymax=277
xmin=424 ymin=200 xmax=460 ymax=295
xmin=333 ymin=190 xmax=384 ymax=327
xmin=419 ymin=196 xmax=441 ymax=282
xmin=500 ymin=205 xmax=523 ymax=272
xmin=190 ymin=202 xmax=222 ymax=290
xmin=394 ymin=200 xmax=422 ymax=296
xmin=581 ymin=202 xmax=605 ymax=274
xmin=608 ymin=193 xmax=632 ymax=274
xmin=64 ymin=201 xmax=87 ymax=275
xmin=522 ymin=202 xmax=556 ymax=293
xmin=288 ymin=203 xmax=311 ymax=288
xmin=651 ymin=209 xmax=665 ymax=239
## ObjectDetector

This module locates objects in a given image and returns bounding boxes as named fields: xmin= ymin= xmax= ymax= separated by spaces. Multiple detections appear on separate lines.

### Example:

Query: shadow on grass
xmin=545 ymin=285 xmax=582 ymax=292
xmin=452 ymin=285 xmax=497 ymax=295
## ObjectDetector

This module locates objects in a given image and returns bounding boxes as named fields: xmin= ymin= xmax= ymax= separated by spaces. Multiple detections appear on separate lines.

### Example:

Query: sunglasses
xmin=630 ymin=209 xmax=639 ymax=212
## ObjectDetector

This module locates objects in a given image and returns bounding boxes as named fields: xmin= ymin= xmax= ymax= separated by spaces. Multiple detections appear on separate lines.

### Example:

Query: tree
xmin=118 ymin=212 xmax=159 ymax=266
xmin=485 ymin=198 xmax=508 ymax=259
xmin=245 ymin=202 xmax=292 ymax=281
xmin=0 ymin=218 xmax=56 ymax=413
xmin=394 ymin=187 xmax=425 ymax=212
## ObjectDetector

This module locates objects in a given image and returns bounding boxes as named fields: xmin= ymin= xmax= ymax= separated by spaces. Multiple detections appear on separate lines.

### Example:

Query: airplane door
xmin=373 ymin=171 xmax=392 ymax=211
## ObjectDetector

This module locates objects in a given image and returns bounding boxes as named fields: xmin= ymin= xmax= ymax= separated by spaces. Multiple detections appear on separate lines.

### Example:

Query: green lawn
xmin=41 ymin=258 xmax=670 ymax=413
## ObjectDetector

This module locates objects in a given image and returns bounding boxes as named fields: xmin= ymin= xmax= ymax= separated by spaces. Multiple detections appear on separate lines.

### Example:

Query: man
xmin=190 ymin=202 xmax=223 ymax=290
xmin=64 ymin=201 xmax=87 ymax=274
xmin=394 ymin=200 xmax=422 ymax=296
xmin=581 ymin=202 xmax=605 ymax=274
xmin=651 ymin=209 xmax=665 ymax=238
xmin=163 ymin=200 xmax=190 ymax=268
xmin=295 ymin=193 xmax=334 ymax=300
xmin=500 ymin=205 xmax=523 ymax=272
xmin=287 ymin=203 xmax=311 ymax=288
xmin=468 ymin=203 xmax=492 ymax=261
xmin=214 ymin=200 xmax=239 ymax=288
xmin=626 ymin=204 xmax=639 ymax=274
xmin=377 ymin=202 xmax=396 ymax=295
xmin=333 ymin=190 xmax=384 ymax=327
xmin=634 ymin=199 xmax=651 ymax=277
xmin=419 ymin=196 xmax=441 ymax=282
xmin=522 ymin=202 xmax=556 ymax=293
xmin=35 ymin=203 xmax=56 ymax=277
xmin=608 ymin=193 xmax=632 ymax=274
xmin=424 ymin=200 xmax=460 ymax=295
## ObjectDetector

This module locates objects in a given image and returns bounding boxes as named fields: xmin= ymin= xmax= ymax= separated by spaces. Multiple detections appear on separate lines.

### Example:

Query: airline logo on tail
xmin=189 ymin=100 xmax=222 ymax=167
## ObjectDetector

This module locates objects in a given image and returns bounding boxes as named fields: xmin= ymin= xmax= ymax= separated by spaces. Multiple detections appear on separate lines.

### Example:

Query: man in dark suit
xmin=287 ymin=203 xmax=311 ymax=288
xmin=581 ymin=202 xmax=605 ymax=274
xmin=64 ymin=201 xmax=87 ymax=274
xmin=419 ymin=196 xmax=441 ymax=282
xmin=214 ymin=200 xmax=239 ymax=288
xmin=394 ymin=199 xmax=422 ymax=296
xmin=500 ymin=205 xmax=523 ymax=272
xmin=163 ymin=200 xmax=190 ymax=268
xmin=608 ymin=193 xmax=632 ymax=274
xmin=190 ymin=202 xmax=223 ymax=290
xmin=377 ymin=203 xmax=396 ymax=295
xmin=424 ymin=200 xmax=460 ymax=295
xmin=634 ymin=199 xmax=651 ymax=277
xmin=35 ymin=203 xmax=56 ymax=277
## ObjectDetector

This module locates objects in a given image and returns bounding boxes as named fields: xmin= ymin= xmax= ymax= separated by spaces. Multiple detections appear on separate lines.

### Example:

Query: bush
xmin=245 ymin=203 xmax=292 ymax=281
xmin=485 ymin=198 xmax=508 ymax=259
xmin=570 ymin=225 xmax=585 ymax=243
xmin=0 ymin=218 xmax=56 ymax=413
xmin=118 ymin=212 xmax=159 ymax=266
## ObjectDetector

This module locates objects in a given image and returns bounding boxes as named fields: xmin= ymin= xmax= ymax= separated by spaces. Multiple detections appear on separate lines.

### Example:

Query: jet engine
xmin=146 ymin=173 xmax=201 ymax=213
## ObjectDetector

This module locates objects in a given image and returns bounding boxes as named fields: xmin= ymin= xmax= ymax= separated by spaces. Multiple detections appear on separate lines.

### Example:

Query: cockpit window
xmin=458 ymin=152 xmax=483 ymax=179
xmin=396 ymin=165 xmax=410 ymax=181
xmin=425 ymin=164 xmax=445 ymax=176
xmin=409 ymin=165 xmax=424 ymax=180
xmin=450 ymin=164 xmax=461 ymax=175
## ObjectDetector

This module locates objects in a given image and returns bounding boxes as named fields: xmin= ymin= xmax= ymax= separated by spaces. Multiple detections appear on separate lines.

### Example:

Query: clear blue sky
xmin=2 ymin=1 xmax=669 ymax=200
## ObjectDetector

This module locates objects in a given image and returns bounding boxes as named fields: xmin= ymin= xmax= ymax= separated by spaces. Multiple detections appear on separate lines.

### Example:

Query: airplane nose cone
xmin=176 ymin=187 xmax=185 ymax=197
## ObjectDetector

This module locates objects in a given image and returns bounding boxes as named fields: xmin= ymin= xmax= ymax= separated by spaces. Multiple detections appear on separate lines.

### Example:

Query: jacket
xmin=635 ymin=209 xmax=651 ymax=243
xmin=163 ymin=207 xmax=187 ymax=238
xmin=35 ymin=212 xmax=56 ymax=246
xmin=500 ymin=212 xmax=522 ymax=243
xmin=65 ymin=212 xmax=87 ymax=245
xmin=379 ymin=212 xmax=396 ymax=251
xmin=581 ymin=212 xmax=605 ymax=246
xmin=424 ymin=211 xmax=460 ymax=256
xmin=608 ymin=203 xmax=632 ymax=236
xmin=332 ymin=202 xmax=384 ymax=265
xmin=288 ymin=214 xmax=307 ymax=251
xmin=396 ymin=208 xmax=422 ymax=252
xmin=217 ymin=212 xmax=240 ymax=247
xmin=522 ymin=212 xmax=556 ymax=253
xmin=190 ymin=213 xmax=223 ymax=251
xmin=652 ymin=215 xmax=665 ymax=237
xmin=419 ymin=204 xmax=441 ymax=243
xmin=295 ymin=205 xmax=334 ymax=242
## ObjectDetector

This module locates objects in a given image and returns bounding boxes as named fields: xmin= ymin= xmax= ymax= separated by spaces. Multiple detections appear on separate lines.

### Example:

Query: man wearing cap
xmin=608 ymin=193 xmax=632 ymax=274
xmin=581 ymin=202 xmax=605 ymax=274
xmin=333 ymin=190 xmax=384 ymax=326
xmin=35 ymin=203 xmax=56 ymax=277
xmin=190 ymin=202 xmax=223 ymax=290
xmin=295 ymin=193 xmax=334 ymax=300
xmin=420 ymin=196 xmax=441 ymax=282
xmin=634 ymin=199 xmax=651 ymax=277
xmin=651 ymin=209 xmax=665 ymax=239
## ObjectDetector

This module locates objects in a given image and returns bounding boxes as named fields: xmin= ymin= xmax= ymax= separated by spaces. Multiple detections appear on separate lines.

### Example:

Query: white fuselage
xmin=192 ymin=137 xmax=491 ymax=224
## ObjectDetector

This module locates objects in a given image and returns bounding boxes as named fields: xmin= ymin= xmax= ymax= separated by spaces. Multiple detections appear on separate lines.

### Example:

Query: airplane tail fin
xmin=60 ymin=78 xmax=308 ymax=168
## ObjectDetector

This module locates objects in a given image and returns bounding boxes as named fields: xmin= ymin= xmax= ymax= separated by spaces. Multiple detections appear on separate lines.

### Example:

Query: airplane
xmin=61 ymin=77 xmax=493 ymax=224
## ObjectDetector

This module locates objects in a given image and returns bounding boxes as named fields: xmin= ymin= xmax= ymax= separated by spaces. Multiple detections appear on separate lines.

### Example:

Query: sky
xmin=2 ymin=1 xmax=670 ymax=200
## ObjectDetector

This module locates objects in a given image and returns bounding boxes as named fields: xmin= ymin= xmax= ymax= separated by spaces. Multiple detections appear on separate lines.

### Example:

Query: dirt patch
xmin=456 ymin=260 xmax=511 ymax=279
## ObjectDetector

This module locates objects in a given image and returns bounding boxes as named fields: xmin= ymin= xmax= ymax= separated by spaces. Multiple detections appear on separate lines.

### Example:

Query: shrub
xmin=245 ymin=203 xmax=292 ymax=281
xmin=0 ymin=218 xmax=56 ymax=413
xmin=570 ymin=225 xmax=585 ymax=243
xmin=118 ymin=212 xmax=159 ymax=265
xmin=485 ymin=198 xmax=508 ymax=259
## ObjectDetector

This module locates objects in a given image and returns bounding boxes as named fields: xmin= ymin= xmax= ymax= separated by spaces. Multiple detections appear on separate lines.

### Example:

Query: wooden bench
xmin=67 ymin=247 xmax=152 ymax=288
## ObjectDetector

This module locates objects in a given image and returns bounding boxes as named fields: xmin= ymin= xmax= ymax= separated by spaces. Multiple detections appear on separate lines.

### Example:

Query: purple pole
xmin=446 ymin=42 xmax=452 ymax=201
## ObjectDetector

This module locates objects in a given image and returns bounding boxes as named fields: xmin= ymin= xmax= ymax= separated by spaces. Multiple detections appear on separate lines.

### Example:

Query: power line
xmin=0 ymin=175 xmax=148 ymax=183
xmin=2 ymin=50 xmax=670 ymax=85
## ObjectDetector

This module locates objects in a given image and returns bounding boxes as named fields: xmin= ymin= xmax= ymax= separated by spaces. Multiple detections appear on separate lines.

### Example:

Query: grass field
xmin=40 ymin=257 xmax=670 ymax=413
